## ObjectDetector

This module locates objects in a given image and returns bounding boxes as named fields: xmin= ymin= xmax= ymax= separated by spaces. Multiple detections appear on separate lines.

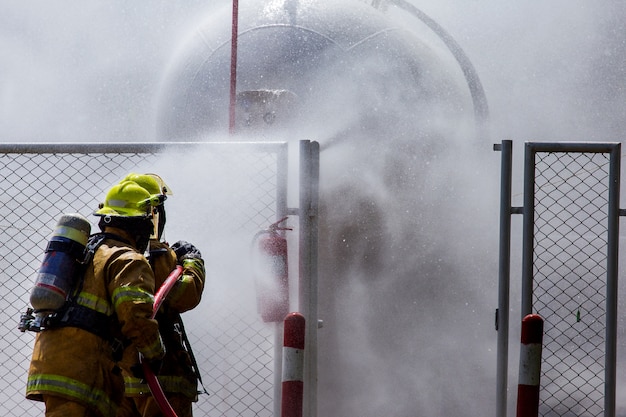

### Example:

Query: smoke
xmin=1 ymin=1 xmax=626 ymax=417
xmin=2 ymin=2 xmax=625 ymax=142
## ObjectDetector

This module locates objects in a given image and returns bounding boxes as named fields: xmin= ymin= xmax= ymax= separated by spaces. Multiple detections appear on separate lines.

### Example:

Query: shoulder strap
xmin=86 ymin=233 xmax=109 ymax=260
xmin=175 ymin=312 xmax=209 ymax=395
xmin=69 ymin=233 xmax=108 ymax=300
xmin=71 ymin=231 xmax=132 ymax=296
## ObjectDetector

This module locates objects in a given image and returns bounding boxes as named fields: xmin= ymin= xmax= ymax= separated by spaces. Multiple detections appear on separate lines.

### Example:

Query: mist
xmin=1 ymin=1 xmax=626 ymax=417
xmin=2 ymin=2 xmax=625 ymax=143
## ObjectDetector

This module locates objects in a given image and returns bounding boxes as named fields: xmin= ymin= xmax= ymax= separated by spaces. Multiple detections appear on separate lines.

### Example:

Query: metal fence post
xmin=520 ymin=142 xmax=536 ymax=319
xmin=298 ymin=140 xmax=319 ymax=417
xmin=605 ymin=143 xmax=621 ymax=417
xmin=494 ymin=139 xmax=514 ymax=417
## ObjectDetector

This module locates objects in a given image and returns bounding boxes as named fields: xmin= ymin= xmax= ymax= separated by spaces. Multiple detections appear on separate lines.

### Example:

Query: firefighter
xmin=26 ymin=179 xmax=167 ymax=417
xmin=115 ymin=173 xmax=206 ymax=417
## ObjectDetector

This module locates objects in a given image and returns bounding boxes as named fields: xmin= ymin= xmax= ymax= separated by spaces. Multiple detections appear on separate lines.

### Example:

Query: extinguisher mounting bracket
xmin=269 ymin=216 xmax=292 ymax=232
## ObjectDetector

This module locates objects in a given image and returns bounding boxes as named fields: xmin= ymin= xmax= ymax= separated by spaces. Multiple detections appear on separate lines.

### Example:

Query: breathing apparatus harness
xmin=19 ymin=232 xmax=133 ymax=359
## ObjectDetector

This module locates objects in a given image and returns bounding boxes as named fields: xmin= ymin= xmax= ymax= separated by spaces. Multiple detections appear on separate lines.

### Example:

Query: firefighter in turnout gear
xmin=26 ymin=178 xmax=167 ymax=417
xmin=115 ymin=173 xmax=206 ymax=417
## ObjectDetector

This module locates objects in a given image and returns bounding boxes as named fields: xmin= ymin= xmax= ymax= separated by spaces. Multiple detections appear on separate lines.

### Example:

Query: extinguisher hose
xmin=140 ymin=265 xmax=184 ymax=417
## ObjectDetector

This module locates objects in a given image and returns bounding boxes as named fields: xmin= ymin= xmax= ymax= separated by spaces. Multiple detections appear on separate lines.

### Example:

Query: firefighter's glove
xmin=172 ymin=240 xmax=202 ymax=262
xmin=131 ymin=358 xmax=163 ymax=380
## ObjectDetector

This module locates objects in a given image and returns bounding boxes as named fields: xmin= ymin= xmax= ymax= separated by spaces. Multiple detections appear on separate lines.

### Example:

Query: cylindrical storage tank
xmin=155 ymin=0 xmax=476 ymax=144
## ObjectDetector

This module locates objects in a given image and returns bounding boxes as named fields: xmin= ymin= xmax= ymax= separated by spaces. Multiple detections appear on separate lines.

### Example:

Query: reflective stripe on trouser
xmin=124 ymin=375 xmax=197 ymax=399
xmin=27 ymin=374 xmax=118 ymax=417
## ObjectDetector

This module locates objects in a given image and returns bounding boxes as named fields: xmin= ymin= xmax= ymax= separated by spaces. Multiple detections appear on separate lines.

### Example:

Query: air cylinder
xmin=29 ymin=213 xmax=91 ymax=312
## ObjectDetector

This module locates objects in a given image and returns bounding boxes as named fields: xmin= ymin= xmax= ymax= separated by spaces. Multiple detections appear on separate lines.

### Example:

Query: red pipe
xmin=229 ymin=0 xmax=239 ymax=135
xmin=140 ymin=265 xmax=184 ymax=417
xmin=516 ymin=314 xmax=544 ymax=417
xmin=281 ymin=312 xmax=305 ymax=417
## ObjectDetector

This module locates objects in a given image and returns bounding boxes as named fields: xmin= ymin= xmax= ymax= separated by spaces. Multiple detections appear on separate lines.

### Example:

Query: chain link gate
xmin=495 ymin=141 xmax=621 ymax=417
xmin=0 ymin=141 xmax=318 ymax=417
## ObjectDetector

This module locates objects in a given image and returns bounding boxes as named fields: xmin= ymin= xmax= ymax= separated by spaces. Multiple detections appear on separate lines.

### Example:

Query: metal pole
xmin=495 ymin=140 xmax=513 ymax=417
xmin=274 ymin=142 xmax=289 ymax=417
xmin=604 ymin=143 xmax=621 ymax=417
xmin=521 ymin=143 xmax=536 ymax=318
xmin=299 ymin=140 xmax=319 ymax=417
xmin=229 ymin=0 xmax=239 ymax=134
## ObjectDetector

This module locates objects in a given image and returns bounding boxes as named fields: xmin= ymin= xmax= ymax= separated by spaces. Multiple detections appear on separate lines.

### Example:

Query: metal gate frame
xmin=494 ymin=140 xmax=621 ymax=417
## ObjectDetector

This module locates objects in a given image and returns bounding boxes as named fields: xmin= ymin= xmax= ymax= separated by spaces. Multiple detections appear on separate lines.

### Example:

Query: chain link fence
xmin=517 ymin=142 xmax=621 ymax=417
xmin=0 ymin=142 xmax=292 ymax=417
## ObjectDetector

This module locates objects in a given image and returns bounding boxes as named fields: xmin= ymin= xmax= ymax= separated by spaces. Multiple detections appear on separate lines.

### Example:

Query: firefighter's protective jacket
xmin=26 ymin=229 xmax=165 ymax=417
xmin=121 ymin=239 xmax=205 ymax=401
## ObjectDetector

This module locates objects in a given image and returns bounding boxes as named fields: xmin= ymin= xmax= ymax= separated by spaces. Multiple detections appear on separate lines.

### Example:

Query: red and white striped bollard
xmin=516 ymin=314 xmax=544 ymax=417
xmin=281 ymin=312 xmax=305 ymax=417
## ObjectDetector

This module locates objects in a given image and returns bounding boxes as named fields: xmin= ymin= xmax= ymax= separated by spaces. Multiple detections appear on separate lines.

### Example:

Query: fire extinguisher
xmin=252 ymin=216 xmax=291 ymax=323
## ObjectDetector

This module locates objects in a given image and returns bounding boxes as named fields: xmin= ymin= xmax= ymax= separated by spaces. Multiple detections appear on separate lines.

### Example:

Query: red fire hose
xmin=140 ymin=265 xmax=184 ymax=417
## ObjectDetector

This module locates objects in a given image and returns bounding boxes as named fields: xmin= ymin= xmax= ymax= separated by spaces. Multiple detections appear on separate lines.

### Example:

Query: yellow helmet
xmin=99 ymin=172 xmax=172 ymax=239
xmin=121 ymin=172 xmax=172 ymax=196
xmin=95 ymin=180 xmax=155 ymax=217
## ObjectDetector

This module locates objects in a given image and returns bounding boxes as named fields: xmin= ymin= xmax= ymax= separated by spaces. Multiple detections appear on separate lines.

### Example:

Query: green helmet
xmin=95 ymin=180 xmax=155 ymax=217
